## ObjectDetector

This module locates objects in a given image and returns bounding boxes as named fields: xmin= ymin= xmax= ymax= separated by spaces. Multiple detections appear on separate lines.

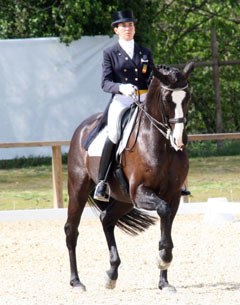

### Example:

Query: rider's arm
xmin=101 ymin=48 xmax=121 ymax=94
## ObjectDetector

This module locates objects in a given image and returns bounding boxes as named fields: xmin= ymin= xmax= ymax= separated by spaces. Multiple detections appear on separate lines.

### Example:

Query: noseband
xmin=134 ymin=84 xmax=188 ymax=141
xmin=169 ymin=117 xmax=187 ymax=124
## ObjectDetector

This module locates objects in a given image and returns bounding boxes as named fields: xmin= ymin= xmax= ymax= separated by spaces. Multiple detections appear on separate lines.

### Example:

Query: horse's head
xmin=150 ymin=62 xmax=194 ymax=151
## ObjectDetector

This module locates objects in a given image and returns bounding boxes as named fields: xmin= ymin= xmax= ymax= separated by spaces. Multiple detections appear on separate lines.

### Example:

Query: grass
xmin=0 ymin=165 xmax=68 ymax=210
xmin=188 ymin=155 xmax=240 ymax=202
xmin=0 ymin=156 xmax=239 ymax=210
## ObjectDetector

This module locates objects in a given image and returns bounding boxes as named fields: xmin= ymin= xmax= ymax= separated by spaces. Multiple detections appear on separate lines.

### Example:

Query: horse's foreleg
xmin=100 ymin=202 xmax=133 ymax=289
xmin=158 ymin=209 xmax=178 ymax=293
xmin=133 ymin=185 xmax=171 ymax=217
xmin=133 ymin=184 xmax=178 ymax=291
xmin=159 ymin=269 xmax=176 ymax=293
xmin=64 ymin=198 xmax=87 ymax=291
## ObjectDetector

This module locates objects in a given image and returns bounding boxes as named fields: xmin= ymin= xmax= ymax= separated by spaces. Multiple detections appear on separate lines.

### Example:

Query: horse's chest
xmin=143 ymin=152 xmax=186 ymax=182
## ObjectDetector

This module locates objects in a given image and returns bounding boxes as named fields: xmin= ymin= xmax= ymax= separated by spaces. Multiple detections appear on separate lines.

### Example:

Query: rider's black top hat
xmin=111 ymin=9 xmax=137 ymax=27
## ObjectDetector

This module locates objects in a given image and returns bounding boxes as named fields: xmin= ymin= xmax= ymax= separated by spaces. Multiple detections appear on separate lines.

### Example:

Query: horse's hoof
xmin=73 ymin=284 xmax=86 ymax=292
xmin=161 ymin=285 xmax=177 ymax=294
xmin=70 ymin=280 xmax=86 ymax=291
xmin=105 ymin=274 xmax=117 ymax=289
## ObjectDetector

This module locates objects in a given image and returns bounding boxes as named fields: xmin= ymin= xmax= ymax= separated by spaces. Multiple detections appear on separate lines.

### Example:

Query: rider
xmin=94 ymin=9 xmax=191 ymax=201
xmin=94 ymin=9 xmax=154 ymax=201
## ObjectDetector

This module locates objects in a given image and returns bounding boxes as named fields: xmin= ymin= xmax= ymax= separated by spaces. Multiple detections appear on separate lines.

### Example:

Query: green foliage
xmin=188 ymin=140 xmax=240 ymax=158
xmin=0 ymin=1 xmax=239 ymax=133
xmin=0 ymin=154 xmax=68 ymax=169
xmin=0 ymin=0 xmax=116 ymax=42
xmin=147 ymin=1 xmax=240 ymax=133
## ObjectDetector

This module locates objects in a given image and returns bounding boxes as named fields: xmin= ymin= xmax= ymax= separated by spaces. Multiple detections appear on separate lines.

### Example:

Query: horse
xmin=64 ymin=62 xmax=194 ymax=292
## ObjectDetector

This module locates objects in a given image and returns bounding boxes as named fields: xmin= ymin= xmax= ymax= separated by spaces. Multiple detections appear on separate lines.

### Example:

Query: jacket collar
xmin=115 ymin=42 xmax=142 ymax=66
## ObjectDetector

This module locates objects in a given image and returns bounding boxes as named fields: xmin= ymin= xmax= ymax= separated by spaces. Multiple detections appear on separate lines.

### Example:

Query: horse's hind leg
xmin=100 ymin=201 xmax=133 ymax=289
xmin=64 ymin=175 xmax=92 ymax=291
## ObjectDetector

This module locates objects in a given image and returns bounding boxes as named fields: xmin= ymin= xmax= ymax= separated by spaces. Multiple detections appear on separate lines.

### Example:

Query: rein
xmin=133 ymin=97 xmax=171 ymax=140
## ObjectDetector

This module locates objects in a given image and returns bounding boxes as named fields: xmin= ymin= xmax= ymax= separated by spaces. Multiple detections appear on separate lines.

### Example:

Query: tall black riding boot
xmin=94 ymin=137 xmax=116 ymax=202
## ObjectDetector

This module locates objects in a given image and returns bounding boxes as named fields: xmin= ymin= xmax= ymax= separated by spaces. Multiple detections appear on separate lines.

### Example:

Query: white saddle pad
xmin=88 ymin=107 xmax=138 ymax=157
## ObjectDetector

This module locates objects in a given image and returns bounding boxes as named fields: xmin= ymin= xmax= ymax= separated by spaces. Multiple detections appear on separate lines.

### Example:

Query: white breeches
xmin=107 ymin=93 xmax=147 ymax=144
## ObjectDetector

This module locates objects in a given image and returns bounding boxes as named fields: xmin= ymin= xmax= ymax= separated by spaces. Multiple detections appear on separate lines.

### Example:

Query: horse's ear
xmin=152 ymin=66 xmax=169 ymax=84
xmin=183 ymin=62 xmax=194 ymax=79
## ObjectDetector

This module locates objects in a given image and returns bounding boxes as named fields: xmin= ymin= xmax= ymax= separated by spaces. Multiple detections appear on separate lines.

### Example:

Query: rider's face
xmin=114 ymin=22 xmax=135 ymax=41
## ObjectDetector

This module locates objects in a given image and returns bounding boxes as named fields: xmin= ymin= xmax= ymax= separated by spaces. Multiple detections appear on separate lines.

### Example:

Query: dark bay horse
xmin=64 ymin=62 xmax=194 ymax=292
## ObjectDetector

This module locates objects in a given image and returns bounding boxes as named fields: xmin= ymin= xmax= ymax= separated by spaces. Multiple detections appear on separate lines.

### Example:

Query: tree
xmin=149 ymin=0 xmax=240 ymax=134
xmin=0 ymin=0 xmax=118 ymax=42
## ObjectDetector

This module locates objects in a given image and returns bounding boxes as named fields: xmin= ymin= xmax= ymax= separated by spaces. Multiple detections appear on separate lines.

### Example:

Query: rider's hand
xmin=119 ymin=84 xmax=137 ymax=97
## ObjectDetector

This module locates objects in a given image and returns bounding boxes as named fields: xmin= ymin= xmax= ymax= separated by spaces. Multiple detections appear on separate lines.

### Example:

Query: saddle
xmin=84 ymin=103 xmax=138 ymax=196
xmin=84 ymin=103 xmax=138 ymax=156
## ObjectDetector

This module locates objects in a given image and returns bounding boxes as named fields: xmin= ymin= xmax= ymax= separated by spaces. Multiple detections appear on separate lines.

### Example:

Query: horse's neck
xmin=144 ymin=78 xmax=163 ymax=122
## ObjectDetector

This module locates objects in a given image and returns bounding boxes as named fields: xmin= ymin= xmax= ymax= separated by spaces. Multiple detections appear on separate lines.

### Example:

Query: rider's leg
xmin=94 ymin=137 xmax=116 ymax=201
xmin=94 ymin=95 xmax=133 ymax=202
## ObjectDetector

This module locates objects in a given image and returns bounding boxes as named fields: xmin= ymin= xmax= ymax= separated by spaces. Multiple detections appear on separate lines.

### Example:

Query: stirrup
xmin=94 ymin=181 xmax=110 ymax=202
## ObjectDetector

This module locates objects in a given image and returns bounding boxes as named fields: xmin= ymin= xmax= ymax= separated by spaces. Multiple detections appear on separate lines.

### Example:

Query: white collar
xmin=119 ymin=39 xmax=134 ymax=48
xmin=119 ymin=39 xmax=134 ymax=58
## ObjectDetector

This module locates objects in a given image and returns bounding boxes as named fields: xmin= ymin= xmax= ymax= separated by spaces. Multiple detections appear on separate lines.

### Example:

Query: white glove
xmin=119 ymin=84 xmax=137 ymax=97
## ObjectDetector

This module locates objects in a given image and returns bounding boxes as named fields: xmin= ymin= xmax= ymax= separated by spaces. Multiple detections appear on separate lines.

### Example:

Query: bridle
xmin=133 ymin=84 xmax=188 ymax=141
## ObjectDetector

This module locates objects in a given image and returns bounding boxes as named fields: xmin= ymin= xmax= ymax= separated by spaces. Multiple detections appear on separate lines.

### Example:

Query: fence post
xmin=51 ymin=145 xmax=63 ymax=208
xmin=211 ymin=28 xmax=223 ymax=150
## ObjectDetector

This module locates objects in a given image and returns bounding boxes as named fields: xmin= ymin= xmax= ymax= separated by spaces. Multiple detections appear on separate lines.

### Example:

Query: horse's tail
xmin=115 ymin=208 xmax=158 ymax=236
xmin=88 ymin=195 xmax=158 ymax=236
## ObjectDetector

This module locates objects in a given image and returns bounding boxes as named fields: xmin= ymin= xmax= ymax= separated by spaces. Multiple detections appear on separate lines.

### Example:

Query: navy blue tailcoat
xmin=101 ymin=42 xmax=154 ymax=95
